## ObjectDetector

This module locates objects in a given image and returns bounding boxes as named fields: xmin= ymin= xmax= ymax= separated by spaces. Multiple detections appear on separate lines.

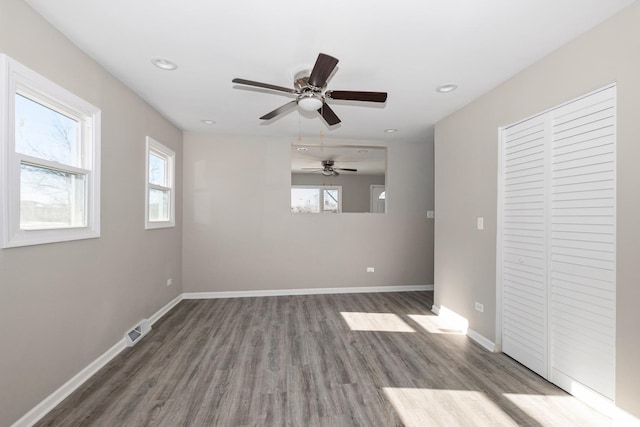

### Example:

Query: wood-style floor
xmin=37 ymin=292 xmax=610 ymax=426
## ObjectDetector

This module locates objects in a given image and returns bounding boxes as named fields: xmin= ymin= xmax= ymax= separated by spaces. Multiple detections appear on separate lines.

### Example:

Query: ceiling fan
xmin=232 ymin=53 xmax=387 ymax=126
xmin=302 ymin=160 xmax=357 ymax=176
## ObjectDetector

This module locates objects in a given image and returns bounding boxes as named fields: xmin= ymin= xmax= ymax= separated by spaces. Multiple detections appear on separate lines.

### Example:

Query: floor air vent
xmin=125 ymin=319 xmax=151 ymax=347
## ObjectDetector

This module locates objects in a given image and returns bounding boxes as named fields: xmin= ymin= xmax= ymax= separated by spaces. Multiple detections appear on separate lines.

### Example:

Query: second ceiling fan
xmin=302 ymin=160 xmax=357 ymax=176
xmin=232 ymin=53 xmax=387 ymax=126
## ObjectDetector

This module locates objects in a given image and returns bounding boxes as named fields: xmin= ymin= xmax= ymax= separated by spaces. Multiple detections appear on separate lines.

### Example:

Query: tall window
xmin=291 ymin=185 xmax=342 ymax=213
xmin=145 ymin=137 xmax=175 ymax=229
xmin=0 ymin=55 xmax=101 ymax=248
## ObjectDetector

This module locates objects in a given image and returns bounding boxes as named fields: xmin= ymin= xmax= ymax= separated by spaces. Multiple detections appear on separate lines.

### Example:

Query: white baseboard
xmin=615 ymin=407 xmax=640 ymax=426
xmin=467 ymin=328 xmax=496 ymax=352
xmin=149 ymin=294 xmax=183 ymax=325
xmin=11 ymin=293 xmax=183 ymax=427
xmin=10 ymin=338 xmax=126 ymax=427
xmin=183 ymin=284 xmax=433 ymax=300
xmin=430 ymin=304 xmax=496 ymax=352
xmin=551 ymin=369 xmax=615 ymax=418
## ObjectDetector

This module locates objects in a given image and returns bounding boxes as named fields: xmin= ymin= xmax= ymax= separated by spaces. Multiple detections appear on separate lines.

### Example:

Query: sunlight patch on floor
xmin=383 ymin=387 xmax=517 ymax=427
xmin=340 ymin=312 xmax=415 ymax=332
xmin=407 ymin=314 xmax=466 ymax=335
xmin=502 ymin=393 xmax=612 ymax=427
xmin=435 ymin=305 xmax=469 ymax=334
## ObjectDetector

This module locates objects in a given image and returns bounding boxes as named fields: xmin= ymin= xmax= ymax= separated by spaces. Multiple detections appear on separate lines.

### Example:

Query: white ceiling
xmin=25 ymin=0 xmax=635 ymax=144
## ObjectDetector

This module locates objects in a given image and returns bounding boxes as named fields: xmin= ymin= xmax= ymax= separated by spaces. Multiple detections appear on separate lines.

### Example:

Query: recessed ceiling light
xmin=436 ymin=83 xmax=458 ymax=93
xmin=296 ymin=147 xmax=309 ymax=151
xmin=151 ymin=58 xmax=178 ymax=71
xmin=384 ymin=128 xmax=398 ymax=133
xmin=201 ymin=119 xmax=216 ymax=125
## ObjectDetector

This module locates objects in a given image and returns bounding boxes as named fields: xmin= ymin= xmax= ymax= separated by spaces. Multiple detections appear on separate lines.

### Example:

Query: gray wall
xmin=0 ymin=1 xmax=183 ymax=425
xmin=434 ymin=3 xmax=640 ymax=417
xmin=183 ymin=133 xmax=434 ymax=293
xmin=291 ymin=173 xmax=385 ymax=213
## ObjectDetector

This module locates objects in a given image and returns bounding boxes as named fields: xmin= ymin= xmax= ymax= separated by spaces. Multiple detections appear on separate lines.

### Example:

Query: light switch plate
xmin=477 ymin=217 xmax=484 ymax=230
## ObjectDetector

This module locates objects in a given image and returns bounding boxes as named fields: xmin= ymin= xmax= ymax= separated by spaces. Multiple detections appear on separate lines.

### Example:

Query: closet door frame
xmin=496 ymin=83 xmax=616 ymax=415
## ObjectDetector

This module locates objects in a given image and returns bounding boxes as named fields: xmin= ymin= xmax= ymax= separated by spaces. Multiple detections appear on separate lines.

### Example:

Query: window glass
xmin=15 ymin=93 xmax=81 ymax=167
xmin=148 ymin=151 xmax=167 ymax=186
xmin=291 ymin=186 xmax=341 ymax=213
xmin=323 ymin=189 xmax=339 ymax=213
xmin=20 ymin=163 xmax=86 ymax=229
xmin=148 ymin=188 xmax=170 ymax=222
xmin=291 ymin=188 xmax=320 ymax=213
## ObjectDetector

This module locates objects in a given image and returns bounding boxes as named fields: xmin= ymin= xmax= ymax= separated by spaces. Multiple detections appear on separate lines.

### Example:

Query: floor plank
xmin=36 ymin=292 xmax=610 ymax=426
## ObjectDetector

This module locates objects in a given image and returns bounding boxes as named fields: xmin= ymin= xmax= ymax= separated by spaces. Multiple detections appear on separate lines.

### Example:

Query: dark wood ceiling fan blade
xmin=335 ymin=168 xmax=358 ymax=172
xmin=326 ymin=90 xmax=388 ymax=103
xmin=260 ymin=100 xmax=297 ymax=120
xmin=318 ymin=103 xmax=341 ymax=126
xmin=232 ymin=78 xmax=298 ymax=94
xmin=308 ymin=53 xmax=339 ymax=88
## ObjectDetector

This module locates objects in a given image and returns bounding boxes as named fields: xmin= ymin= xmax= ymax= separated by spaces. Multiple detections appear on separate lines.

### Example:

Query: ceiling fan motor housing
xmin=293 ymin=70 xmax=312 ymax=90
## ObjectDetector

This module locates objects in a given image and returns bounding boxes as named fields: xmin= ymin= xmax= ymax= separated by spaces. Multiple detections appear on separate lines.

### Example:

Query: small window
xmin=291 ymin=185 xmax=342 ymax=213
xmin=145 ymin=137 xmax=175 ymax=229
xmin=1 ymin=55 xmax=101 ymax=248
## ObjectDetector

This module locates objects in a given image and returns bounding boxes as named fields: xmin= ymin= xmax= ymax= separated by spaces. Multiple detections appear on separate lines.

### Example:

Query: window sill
xmin=145 ymin=221 xmax=175 ymax=230
xmin=2 ymin=227 xmax=100 ymax=248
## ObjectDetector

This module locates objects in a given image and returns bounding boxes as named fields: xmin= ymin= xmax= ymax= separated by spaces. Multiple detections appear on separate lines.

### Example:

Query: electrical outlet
xmin=475 ymin=302 xmax=484 ymax=312
xmin=477 ymin=217 xmax=484 ymax=230
xmin=367 ymin=267 xmax=375 ymax=273
xmin=166 ymin=278 xmax=173 ymax=286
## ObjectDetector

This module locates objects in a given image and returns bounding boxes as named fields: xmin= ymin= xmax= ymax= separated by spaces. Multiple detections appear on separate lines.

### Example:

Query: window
xmin=0 ymin=54 xmax=101 ymax=248
xmin=145 ymin=137 xmax=175 ymax=229
xmin=291 ymin=185 xmax=342 ymax=213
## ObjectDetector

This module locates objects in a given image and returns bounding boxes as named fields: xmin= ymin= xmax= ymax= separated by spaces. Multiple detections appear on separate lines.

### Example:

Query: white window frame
xmin=291 ymin=185 xmax=342 ymax=213
xmin=0 ymin=54 xmax=101 ymax=248
xmin=145 ymin=136 xmax=175 ymax=229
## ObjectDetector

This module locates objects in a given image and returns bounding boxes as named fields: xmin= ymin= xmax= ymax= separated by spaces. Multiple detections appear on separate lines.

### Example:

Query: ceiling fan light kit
xmin=297 ymin=94 xmax=323 ymax=111
xmin=232 ymin=53 xmax=388 ymax=126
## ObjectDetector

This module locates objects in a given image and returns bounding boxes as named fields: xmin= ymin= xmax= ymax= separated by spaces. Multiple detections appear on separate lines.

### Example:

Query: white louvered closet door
xmin=501 ymin=116 xmax=549 ymax=378
xmin=549 ymin=87 xmax=616 ymax=400
xmin=500 ymin=85 xmax=616 ymax=402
